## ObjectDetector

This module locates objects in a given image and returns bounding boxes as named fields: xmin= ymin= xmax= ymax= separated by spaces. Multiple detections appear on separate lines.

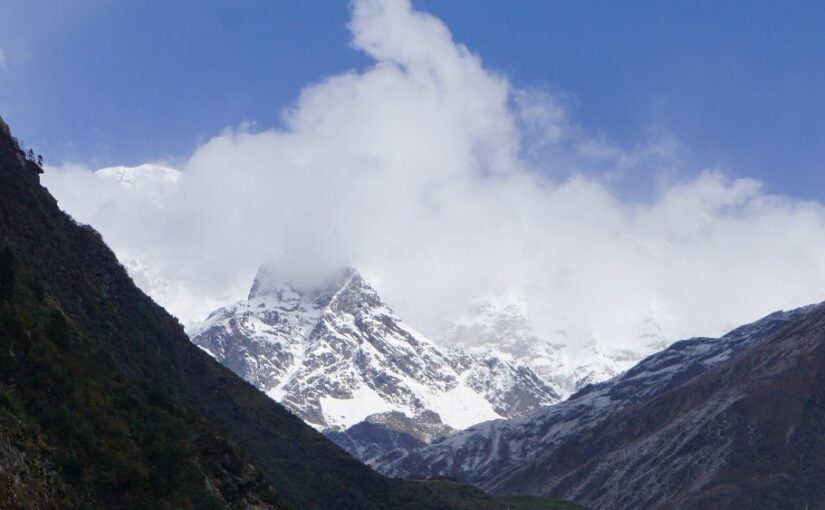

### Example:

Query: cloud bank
xmin=43 ymin=0 xmax=825 ymax=353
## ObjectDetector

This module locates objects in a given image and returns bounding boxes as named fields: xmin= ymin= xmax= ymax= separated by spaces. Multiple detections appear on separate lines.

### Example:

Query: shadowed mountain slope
xmin=490 ymin=302 xmax=825 ymax=510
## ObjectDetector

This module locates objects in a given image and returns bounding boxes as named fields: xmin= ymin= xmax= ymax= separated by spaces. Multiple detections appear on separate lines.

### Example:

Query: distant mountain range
xmin=442 ymin=289 xmax=644 ymax=397
xmin=189 ymin=256 xmax=825 ymax=509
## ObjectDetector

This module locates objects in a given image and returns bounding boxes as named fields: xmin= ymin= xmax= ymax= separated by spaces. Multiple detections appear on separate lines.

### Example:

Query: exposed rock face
xmin=326 ymin=411 xmax=453 ymax=462
xmin=0 ymin=414 xmax=66 ymax=509
xmin=191 ymin=267 xmax=561 ymax=447
xmin=373 ymin=304 xmax=820 ymax=510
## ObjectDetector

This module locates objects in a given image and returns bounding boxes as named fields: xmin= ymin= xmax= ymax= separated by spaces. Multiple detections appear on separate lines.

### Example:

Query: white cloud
xmin=0 ymin=49 xmax=7 ymax=71
xmin=42 ymin=0 xmax=825 ymax=354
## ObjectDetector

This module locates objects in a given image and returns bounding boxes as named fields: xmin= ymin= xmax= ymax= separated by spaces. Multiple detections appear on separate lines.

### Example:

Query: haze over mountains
xmin=41 ymin=0 xmax=825 ymax=374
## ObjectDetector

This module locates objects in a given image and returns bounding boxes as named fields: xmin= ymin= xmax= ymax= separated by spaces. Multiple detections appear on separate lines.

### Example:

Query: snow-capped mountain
xmin=443 ymin=291 xmax=644 ymax=397
xmin=372 ymin=304 xmax=817 ymax=486
xmin=95 ymin=163 xmax=182 ymax=201
xmin=190 ymin=267 xmax=560 ymax=435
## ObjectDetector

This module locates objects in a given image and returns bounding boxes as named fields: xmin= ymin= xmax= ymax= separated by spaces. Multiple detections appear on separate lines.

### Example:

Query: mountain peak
xmin=95 ymin=163 xmax=182 ymax=189
xmin=247 ymin=265 xmax=361 ymax=301
xmin=93 ymin=164 xmax=182 ymax=206
xmin=194 ymin=265 xmax=560 ymax=435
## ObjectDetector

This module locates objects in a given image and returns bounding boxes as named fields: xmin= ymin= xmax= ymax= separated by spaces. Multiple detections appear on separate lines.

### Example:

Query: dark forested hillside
xmin=0 ymin=116 xmax=555 ymax=510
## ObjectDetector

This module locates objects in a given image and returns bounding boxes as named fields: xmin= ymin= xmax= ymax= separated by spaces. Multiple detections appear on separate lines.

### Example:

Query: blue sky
xmin=1 ymin=0 xmax=824 ymax=199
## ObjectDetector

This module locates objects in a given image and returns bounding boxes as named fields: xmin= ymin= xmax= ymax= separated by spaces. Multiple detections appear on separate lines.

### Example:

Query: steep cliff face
xmin=0 ymin=117 xmax=529 ymax=510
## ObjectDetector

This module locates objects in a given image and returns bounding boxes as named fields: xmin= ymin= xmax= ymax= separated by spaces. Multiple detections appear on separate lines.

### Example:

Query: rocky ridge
xmin=371 ymin=304 xmax=817 ymax=498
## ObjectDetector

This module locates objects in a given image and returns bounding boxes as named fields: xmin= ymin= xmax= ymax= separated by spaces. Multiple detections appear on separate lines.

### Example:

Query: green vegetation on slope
xmin=0 ymin=199 xmax=285 ymax=507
